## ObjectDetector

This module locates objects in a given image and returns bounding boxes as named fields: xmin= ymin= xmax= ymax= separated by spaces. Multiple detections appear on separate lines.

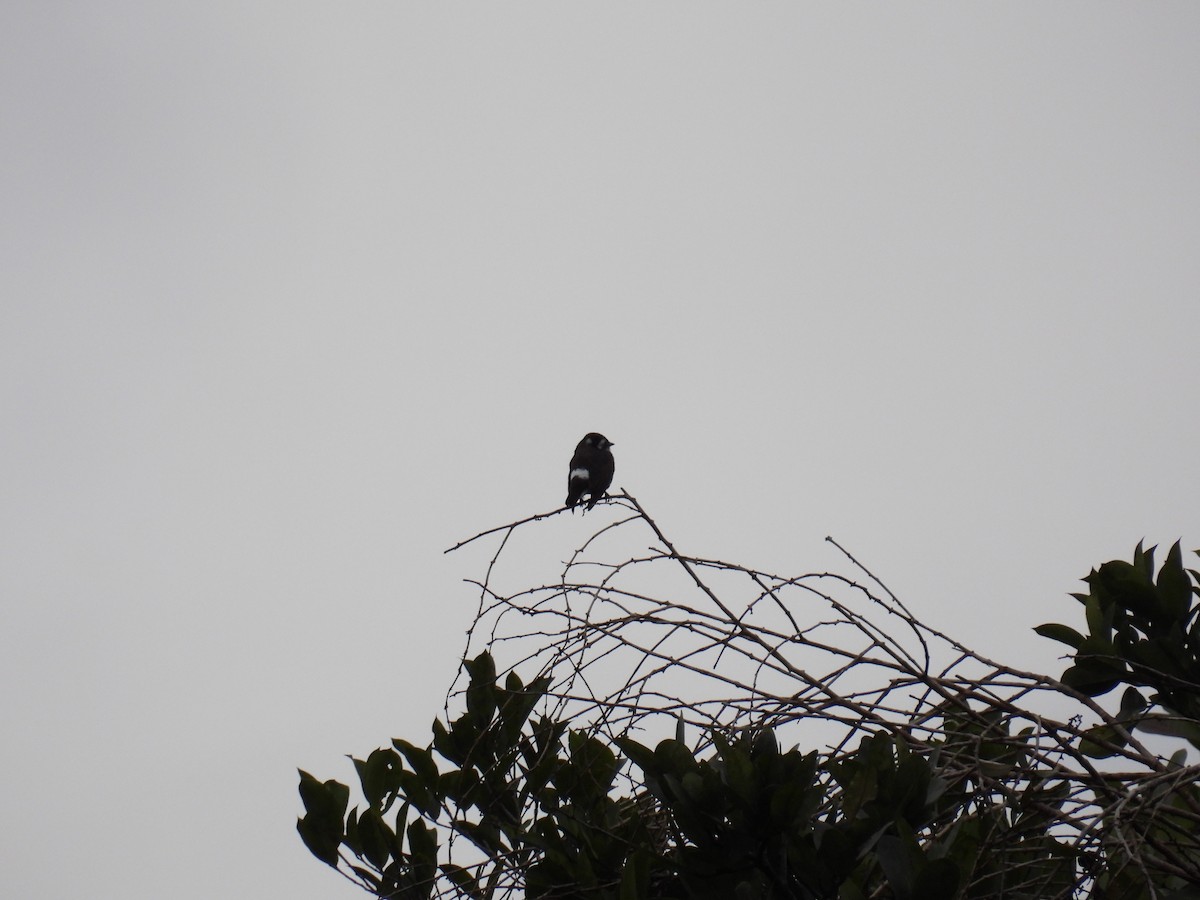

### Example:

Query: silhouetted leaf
xmin=1098 ymin=559 xmax=1160 ymax=619
xmin=393 ymin=740 xmax=439 ymax=786
xmin=1061 ymin=645 xmax=1124 ymax=696
xmin=1118 ymin=686 xmax=1147 ymax=720
xmin=296 ymin=771 xmax=349 ymax=866
xmin=407 ymin=818 xmax=438 ymax=868
xmin=431 ymin=718 xmax=467 ymax=767
xmin=297 ymin=770 xmax=350 ymax=823
xmin=497 ymin=674 xmax=547 ymax=744
xmin=1079 ymin=723 xmax=1126 ymax=759
xmin=875 ymin=832 xmax=916 ymax=900
xmin=296 ymin=816 xmax=340 ymax=867
xmin=1136 ymin=715 xmax=1200 ymax=750
xmin=1034 ymin=622 xmax=1086 ymax=649
xmin=1085 ymin=589 xmax=1111 ymax=639
xmin=441 ymin=863 xmax=483 ymax=899
xmin=1158 ymin=541 xmax=1193 ymax=621
xmin=357 ymin=809 xmax=394 ymax=869
xmin=360 ymin=747 xmax=403 ymax=809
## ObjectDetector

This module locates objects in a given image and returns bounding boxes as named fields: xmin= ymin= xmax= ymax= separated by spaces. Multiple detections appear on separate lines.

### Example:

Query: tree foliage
xmin=298 ymin=495 xmax=1200 ymax=899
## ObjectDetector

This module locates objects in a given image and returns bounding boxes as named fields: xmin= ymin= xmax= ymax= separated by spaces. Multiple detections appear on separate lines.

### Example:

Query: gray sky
xmin=3 ymin=5 xmax=1198 ymax=899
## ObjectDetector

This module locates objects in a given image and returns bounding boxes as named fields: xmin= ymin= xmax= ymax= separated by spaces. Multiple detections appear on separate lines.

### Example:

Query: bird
xmin=565 ymin=433 xmax=615 ymax=511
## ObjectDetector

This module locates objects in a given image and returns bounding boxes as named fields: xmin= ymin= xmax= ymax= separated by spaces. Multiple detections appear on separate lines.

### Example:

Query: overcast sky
xmin=3 ymin=5 xmax=1199 ymax=899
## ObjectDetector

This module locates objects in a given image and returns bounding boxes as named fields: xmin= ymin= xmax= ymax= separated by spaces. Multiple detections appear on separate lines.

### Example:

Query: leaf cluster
xmin=299 ymin=656 xmax=1101 ymax=899
xmin=1037 ymin=541 xmax=1200 ymax=754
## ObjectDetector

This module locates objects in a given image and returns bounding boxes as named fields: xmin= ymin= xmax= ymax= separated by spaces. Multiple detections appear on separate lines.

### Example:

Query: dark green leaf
xmin=360 ymin=747 xmax=403 ymax=809
xmin=297 ymin=770 xmax=350 ymax=823
xmin=456 ymin=819 xmax=507 ymax=856
xmin=1078 ymin=723 xmax=1126 ymax=759
xmin=497 ymin=677 xmax=546 ymax=743
xmin=1132 ymin=539 xmax=1154 ymax=576
xmin=343 ymin=808 xmax=360 ymax=856
xmin=1098 ymin=559 xmax=1160 ymax=619
xmin=875 ymin=833 xmax=916 ymax=900
xmin=447 ymin=712 xmax=482 ymax=762
xmin=1034 ymin=622 xmax=1086 ymax=650
xmin=1061 ymin=657 xmax=1123 ymax=697
xmin=407 ymin=818 xmax=439 ymax=865
xmin=393 ymin=740 xmax=439 ymax=786
xmin=1135 ymin=715 xmax=1200 ymax=750
xmin=1117 ymin=686 xmax=1147 ymax=720
xmin=465 ymin=681 xmax=496 ymax=729
xmin=441 ymin=863 xmax=484 ymax=900
xmin=653 ymin=739 xmax=700 ymax=779
xmin=1157 ymin=541 xmax=1193 ymax=621
xmin=356 ymin=809 xmax=394 ymax=869
xmin=296 ymin=815 xmax=341 ymax=867
xmin=614 ymin=737 xmax=657 ymax=776
xmin=1084 ymin=589 xmax=1110 ymax=639
xmin=463 ymin=651 xmax=497 ymax=684
xmin=463 ymin=653 xmax=498 ymax=729
xmin=398 ymin=769 xmax=439 ymax=818
xmin=432 ymin=718 xmax=466 ymax=767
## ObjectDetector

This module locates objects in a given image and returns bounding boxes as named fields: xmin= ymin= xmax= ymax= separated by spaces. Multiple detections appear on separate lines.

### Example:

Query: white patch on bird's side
xmin=570 ymin=468 xmax=590 ymax=481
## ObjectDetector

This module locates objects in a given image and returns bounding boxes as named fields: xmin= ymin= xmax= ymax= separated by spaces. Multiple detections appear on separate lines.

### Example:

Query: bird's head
xmin=583 ymin=432 xmax=613 ymax=451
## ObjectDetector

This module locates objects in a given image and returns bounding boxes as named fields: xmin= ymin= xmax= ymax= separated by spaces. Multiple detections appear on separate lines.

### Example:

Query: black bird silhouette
xmin=565 ymin=433 xmax=615 ymax=510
